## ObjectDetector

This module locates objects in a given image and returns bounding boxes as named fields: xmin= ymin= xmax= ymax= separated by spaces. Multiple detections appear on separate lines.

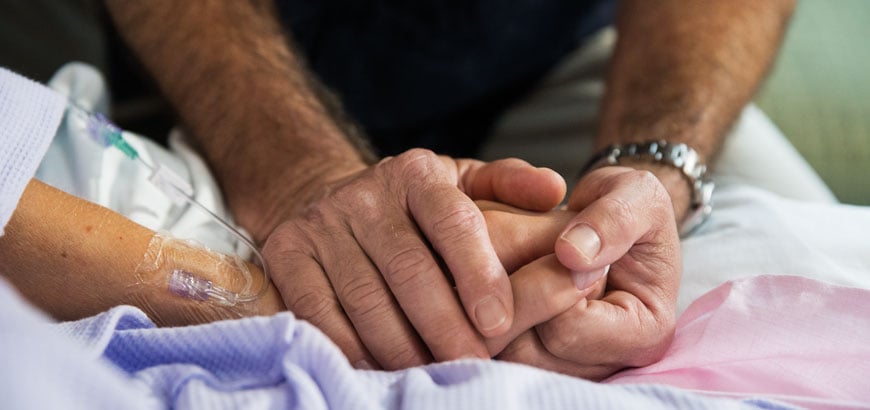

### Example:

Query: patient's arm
xmin=0 ymin=179 xmax=284 ymax=326
xmin=0 ymin=179 xmax=579 ymax=334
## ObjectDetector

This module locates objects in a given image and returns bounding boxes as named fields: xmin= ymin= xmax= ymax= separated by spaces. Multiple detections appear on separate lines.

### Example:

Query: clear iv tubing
xmin=67 ymin=101 xmax=270 ymax=305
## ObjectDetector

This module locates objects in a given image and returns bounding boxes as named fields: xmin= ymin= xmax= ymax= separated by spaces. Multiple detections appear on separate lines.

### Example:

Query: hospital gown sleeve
xmin=0 ymin=67 xmax=65 ymax=235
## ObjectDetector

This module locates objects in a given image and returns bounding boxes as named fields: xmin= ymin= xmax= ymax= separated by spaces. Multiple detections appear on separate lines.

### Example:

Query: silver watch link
xmin=581 ymin=140 xmax=714 ymax=237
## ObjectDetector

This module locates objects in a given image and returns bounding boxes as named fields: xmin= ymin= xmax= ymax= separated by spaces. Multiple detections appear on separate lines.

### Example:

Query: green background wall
xmin=755 ymin=0 xmax=870 ymax=204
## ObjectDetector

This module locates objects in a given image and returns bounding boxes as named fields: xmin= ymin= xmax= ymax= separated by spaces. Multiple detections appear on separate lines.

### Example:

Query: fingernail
xmin=571 ymin=264 xmax=610 ymax=291
xmin=562 ymin=224 xmax=601 ymax=262
xmin=474 ymin=296 xmax=507 ymax=332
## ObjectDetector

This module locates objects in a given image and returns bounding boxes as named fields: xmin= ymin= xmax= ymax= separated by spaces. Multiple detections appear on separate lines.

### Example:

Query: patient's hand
xmin=479 ymin=167 xmax=681 ymax=380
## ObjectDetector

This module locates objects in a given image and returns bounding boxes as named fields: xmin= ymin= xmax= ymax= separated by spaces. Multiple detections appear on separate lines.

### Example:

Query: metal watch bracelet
xmin=581 ymin=140 xmax=714 ymax=237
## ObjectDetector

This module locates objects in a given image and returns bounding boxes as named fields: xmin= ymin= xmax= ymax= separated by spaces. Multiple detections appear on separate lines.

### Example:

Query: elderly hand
xmin=481 ymin=167 xmax=681 ymax=380
xmin=262 ymin=149 xmax=566 ymax=370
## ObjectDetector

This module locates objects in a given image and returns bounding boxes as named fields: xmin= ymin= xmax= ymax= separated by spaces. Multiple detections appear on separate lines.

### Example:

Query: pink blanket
xmin=607 ymin=275 xmax=870 ymax=409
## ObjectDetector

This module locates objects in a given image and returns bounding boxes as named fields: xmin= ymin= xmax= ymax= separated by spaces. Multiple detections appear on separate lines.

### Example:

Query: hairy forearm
xmin=0 ymin=180 xmax=282 ymax=325
xmin=598 ymin=0 xmax=795 ymax=217
xmin=105 ymin=0 xmax=373 ymax=241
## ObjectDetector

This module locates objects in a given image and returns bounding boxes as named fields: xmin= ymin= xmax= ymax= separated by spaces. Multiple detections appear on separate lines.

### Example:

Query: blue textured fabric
xmin=276 ymin=1 xmax=616 ymax=157
xmin=0 ymin=278 xmax=795 ymax=410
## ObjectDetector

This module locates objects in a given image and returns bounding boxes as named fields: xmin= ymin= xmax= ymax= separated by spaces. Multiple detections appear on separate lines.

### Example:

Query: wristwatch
xmin=581 ymin=140 xmax=714 ymax=237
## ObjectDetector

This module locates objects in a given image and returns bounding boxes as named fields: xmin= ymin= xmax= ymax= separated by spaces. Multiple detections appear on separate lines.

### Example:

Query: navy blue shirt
xmin=277 ymin=1 xmax=615 ymax=157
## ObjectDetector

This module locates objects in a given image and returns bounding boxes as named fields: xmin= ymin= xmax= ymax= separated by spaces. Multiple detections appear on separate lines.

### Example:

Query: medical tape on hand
xmin=133 ymin=232 xmax=256 ymax=314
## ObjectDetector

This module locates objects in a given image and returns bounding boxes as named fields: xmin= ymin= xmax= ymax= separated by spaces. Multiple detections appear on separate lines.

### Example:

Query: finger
xmin=479 ymin=202 xmax=609 ymax=294
xmin=496 ymin=330 xmax=616 ymax=381
xmin=262 ymin=225 xmax=378 ymax=368
xmin=409 ymin=180 xmax=515 ymax=338
xmin=555 ymin=167 xmax=679 ymax=334
xmin=453 ymin=157 xmax=567 ymax=211
xmin=535 ymin=291 xmax=675 ymax=370
xmin=353 ymin=213 xmax=490 ymax=362
xmin=484 ymin=254 xmax=607 ymax=356
xmin=316 ymin=224 xmax=433 ymax=369
xmin=375 ymin=151 xmax=514 ymax=340
xmin=479 ymin=204 xmax=575 ymax=272
xmin=346 ymin=159 xmax=491 ymax=362
xmin=555 ymin=167 xmax=677 ymax=280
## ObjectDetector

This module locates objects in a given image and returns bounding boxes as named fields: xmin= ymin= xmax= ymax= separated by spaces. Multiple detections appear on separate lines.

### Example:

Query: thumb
xmin=555 ymin=167 xmax=676 ymax=274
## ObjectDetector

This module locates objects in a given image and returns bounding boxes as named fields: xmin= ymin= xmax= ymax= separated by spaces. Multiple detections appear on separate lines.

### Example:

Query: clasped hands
xmin=262 ymin=149 xmax=680 ymax=380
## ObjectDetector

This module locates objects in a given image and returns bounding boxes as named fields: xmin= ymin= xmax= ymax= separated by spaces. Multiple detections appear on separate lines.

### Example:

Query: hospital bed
xmin=24 ymin=63 xmax=870 ymax=409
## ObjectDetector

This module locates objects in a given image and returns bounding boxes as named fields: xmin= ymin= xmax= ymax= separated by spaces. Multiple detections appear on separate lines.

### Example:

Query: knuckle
xmin=262 ymin=224 xmax=309 ymax=263
xmin=495 ymin=333 xmax=536 ymax=363
xmin=301 ymin=202 xmax=330 ymax=228
xmin=262 ymin=223 xmax=293 ymax=257
xmin=401 ymin=147 xmax=438 ymax=162
xmin=536 ymin=305 xmax=590 ymax=358
xmin=613 ymin=170 xmax=675 ymax=226
xmin=373 ymin=149 xmax=441 ymax=195
xmin=382 ymin=340 xmax=427 ymax=369
xmin=619 ymin=170 xmax=669 ymax=204
xmin=391 ymin=149 xmax=440 ymax=180
xmin=339 ymin=276 xmax=391 ymax=319
xmin=332 ymin=179 xmax=381 ymax=212
xmin=427 ymin=323 xmax=476 ymax=360
xmin=625 ymin=334 xmax=673 ymax=368
xmin=631 ymin=170 xmax=670 ymax=205
xmin=383 ymin=247 xmax=436 ymax=288
xmin=299 ymin=200 xmax=356 ymax=240
xmin=626 ymin=168 xmax=659 ymax=186
xmin=431 ymin=203 xmax=485 ymax=243
xmin=629 ymin=313 xmax=676 ymax=367
xmin=288 ymin=287 xmax=338 ymax=324
xmin=538 ymin=323 xmax=580 ymax=358
xmin=599 ymin=195 xmax=636 ymax=227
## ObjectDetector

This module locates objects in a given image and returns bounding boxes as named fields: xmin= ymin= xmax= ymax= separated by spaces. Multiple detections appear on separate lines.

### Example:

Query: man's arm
xmin=104 ymin=0 xmax=370 ymax=241
xmin=596 ymin=0 xmax=796 ymax=219
xmin=105 ymin=1 xmax=569 ymax=370
xmin=536 ymin=2 xmax=795 ymax=377
xmin=557 ymin=0 xmax=795 ymax=276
